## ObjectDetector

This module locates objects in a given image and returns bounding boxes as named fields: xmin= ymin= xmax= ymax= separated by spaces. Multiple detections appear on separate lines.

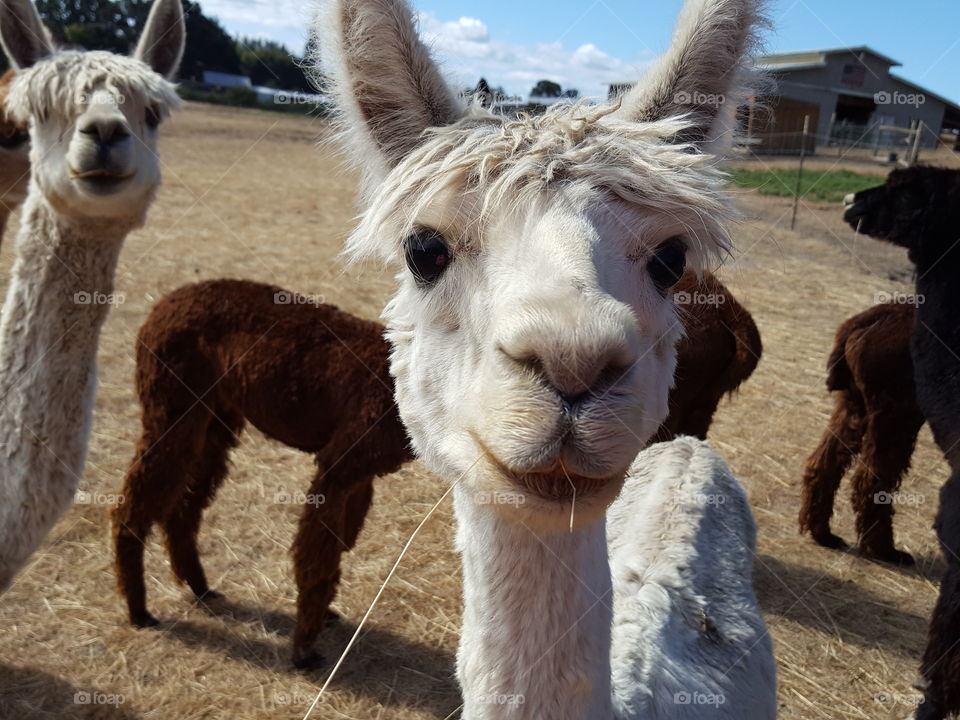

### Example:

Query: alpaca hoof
xmin=862 ymin=546 xmax=915 ymax=566
xmin=132 ymin=612 xmax=160 ymax=628
xmin=812 ymin=532 xmax=849 ymax=551
xmin=292 ymin=649 xmax=324 ymax=670
xmin=196 ymin=589 xmax=224 ymax=602
xmin=324 ymin=610 xmax=342 ymax=628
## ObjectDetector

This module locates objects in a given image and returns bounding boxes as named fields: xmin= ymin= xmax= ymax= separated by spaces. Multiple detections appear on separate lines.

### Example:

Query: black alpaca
xmin=845 ymin=166 xmax=960 ymax=720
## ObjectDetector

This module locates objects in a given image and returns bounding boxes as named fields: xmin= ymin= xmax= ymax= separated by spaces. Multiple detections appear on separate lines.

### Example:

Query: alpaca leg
xmin=799 ymin=391 xmax=865 ymax=550
xmin=850 ymin=411 xmax=924 ymax=565
xmin=290 ymin=472 xmax=376 ymax=669
xmin=113 ymin=413 xmax=209 ymax=627
xmin=162 ymin=413 xmax=242 ymax=601
xmin=918 ymin=469 xmax=960 ymax=720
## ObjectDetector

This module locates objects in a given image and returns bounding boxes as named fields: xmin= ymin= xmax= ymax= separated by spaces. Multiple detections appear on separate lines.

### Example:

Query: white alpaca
xmin=0 ymin=0 xmax=185 ymax=593
xmin=316 ymin=0 xmax=776 ymax=717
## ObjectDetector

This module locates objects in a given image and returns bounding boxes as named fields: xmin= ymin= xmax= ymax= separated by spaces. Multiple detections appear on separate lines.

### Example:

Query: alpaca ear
xmin=134 ymin=0 xmax=185 ymax=80
xmin=613 ymin=0 xmax=767 ymax=146
xmin=312 ymin=0 xmax=464 ymax=179
xmin=0 ymin=0 xmax=53 ymax=70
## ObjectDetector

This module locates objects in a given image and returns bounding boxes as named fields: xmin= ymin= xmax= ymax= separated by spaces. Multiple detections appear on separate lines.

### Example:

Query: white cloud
xmin=191 ymin=3 xmax=652 ymax=98
xmin=195 ymin=0 xmax=307 ymax=32
xmin=416 ymin=11 xmax=652 ymax=99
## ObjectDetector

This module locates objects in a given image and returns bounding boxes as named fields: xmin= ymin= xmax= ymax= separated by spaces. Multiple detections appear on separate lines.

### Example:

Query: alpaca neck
xmin=454 ymin=485 xmax=614 ymax=720
xmin=0 ymin=193 xmax=130 ymax=591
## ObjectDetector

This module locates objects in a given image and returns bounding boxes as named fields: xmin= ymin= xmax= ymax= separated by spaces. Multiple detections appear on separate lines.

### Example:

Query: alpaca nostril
xmin=78 ymin=117 xmax=130 ymax=145
xmin=499 ymin=344 xmax=633 ymax=403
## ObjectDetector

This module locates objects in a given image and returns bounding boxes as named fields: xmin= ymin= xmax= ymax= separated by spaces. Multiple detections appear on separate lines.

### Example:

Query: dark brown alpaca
xmin=112 ymin=279 xmax=412 ymax=669
xmin=845 ymin=166 xmax=960 ymax=720
xmin=113 ymin=271 xmax=759 ymax=669
xmin=657 ymin=270 xmax=763 ymax=441
xmin=798 ymin=302 xmax=923 ymax=564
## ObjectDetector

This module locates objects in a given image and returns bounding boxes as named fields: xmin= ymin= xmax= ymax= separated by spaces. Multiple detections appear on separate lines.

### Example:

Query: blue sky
xmin=202 ymin=0 xmax=960 ymax=101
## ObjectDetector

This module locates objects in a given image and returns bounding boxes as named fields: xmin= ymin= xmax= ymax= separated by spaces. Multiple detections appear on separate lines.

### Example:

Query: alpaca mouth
xmin=475 ymin=435 xmax=622 ymax=502
xmin=70 ymin=167 xmax=134 ymax=191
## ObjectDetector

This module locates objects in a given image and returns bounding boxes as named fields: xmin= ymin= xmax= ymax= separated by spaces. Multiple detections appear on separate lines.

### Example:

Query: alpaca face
xmin=845 ymin=167 xmax=960 ymax=263
xmin=373 ymin=121 xmax=732 ymax=528
xmin=0 ymin=0 xmax=184 ymax=223
xmin=0 ymin=70 xmax=30 ymax=213
xmin=318 ymin=0 xmax=761 ymax=529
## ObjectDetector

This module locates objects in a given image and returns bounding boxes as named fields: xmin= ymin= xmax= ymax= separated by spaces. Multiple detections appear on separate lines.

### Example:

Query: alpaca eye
xmin=145 ymin=106 xmax=161 ymax=129
xmin=648 ymin=238 xmax=686 ymax=295
xmin=405 ymin=229 xmax=451 ymax=286
xmin=0 ymin=129 xmax=28 ymax=149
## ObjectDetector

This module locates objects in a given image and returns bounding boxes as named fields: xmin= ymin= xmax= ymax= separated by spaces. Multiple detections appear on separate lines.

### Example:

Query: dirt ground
xmin=0 ymin=102 xmax=953 ymax=719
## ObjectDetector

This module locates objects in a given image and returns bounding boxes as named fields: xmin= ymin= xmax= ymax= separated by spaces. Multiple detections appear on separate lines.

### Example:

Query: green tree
xmin=10 ymin=1 xmax=240 ymax=79
xmin=180 ymin=2 xmax=241 ymax=79
xmin=236 ymin=37 xmax=311 ymax=92
xmin=531 ymin=79 xmax=562 ymax=98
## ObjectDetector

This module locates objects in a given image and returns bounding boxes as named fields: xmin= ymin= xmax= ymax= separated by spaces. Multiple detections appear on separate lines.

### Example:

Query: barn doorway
xmin=834 ymin=94 xmax=876 ymax=125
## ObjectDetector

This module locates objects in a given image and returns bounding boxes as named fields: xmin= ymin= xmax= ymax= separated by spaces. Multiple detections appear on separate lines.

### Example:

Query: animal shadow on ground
xmin=755 ymin=555 xmax=930 ymax=656
xmin=162 ymin=597 xmax=460 ymax=716
xmin=0 ymin=664 xmax=143 ymax=719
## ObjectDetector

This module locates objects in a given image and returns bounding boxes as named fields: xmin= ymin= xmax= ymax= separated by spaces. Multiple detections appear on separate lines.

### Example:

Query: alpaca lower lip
xmin=478 ymin=440 xmax=621 ymax=501
xmin=70 ymin=168 xmax=134 ymax=189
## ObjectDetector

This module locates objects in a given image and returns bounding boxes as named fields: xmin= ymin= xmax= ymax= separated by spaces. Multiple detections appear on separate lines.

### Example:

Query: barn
xmin=755 ymin=46 xmax=960 ymax=153
xmin=609 ymin=46 xmax=960 ymax=155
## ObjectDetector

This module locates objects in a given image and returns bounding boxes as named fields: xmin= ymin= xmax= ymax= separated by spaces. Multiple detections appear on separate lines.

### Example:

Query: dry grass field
xmin=0 ymin=102 xmax=952 ymax=719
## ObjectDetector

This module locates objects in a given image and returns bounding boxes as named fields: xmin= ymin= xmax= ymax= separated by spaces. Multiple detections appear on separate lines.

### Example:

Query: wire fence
xmin=742 ymin=117 xmax=940 ymax=166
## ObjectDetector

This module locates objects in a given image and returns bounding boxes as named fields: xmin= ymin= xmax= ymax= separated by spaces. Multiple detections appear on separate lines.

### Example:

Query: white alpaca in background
xmin=316 ymin=0 xmax=776 ymax=717
xmin=0 ymin=0 xmax=185 ymax=593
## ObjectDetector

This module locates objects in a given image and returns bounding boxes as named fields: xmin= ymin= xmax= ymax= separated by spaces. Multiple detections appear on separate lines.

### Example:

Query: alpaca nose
xmin=497 ymin=302 xmax=638 ymax=404
xmin=78 ymin=115 xmax=130 ymax=146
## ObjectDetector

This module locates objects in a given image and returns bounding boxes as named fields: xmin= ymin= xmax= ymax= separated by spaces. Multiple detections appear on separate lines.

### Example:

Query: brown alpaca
xmin=657 ymin=270 xmax=763 ymax=441
xmin=798 ymin=302 xmax=923 ymax=565
xmin=113 ymin=272 xmax=759 ymax=669
xmin=0 ymin=69 xmax=30 ymax=240
xmin=112 ymin=279 xmax=412 ymax=669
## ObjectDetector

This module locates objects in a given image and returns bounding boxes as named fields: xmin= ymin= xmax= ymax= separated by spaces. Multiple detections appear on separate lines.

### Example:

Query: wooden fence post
xmin=791 ymin=114 xmax=810 ymax=231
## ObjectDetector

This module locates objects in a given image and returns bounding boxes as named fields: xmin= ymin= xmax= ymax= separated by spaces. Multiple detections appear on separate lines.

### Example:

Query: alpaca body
xmin=315 ymin=0 xmax=775 ymax=712
xmin=115 ymin=275 xmax=751 ymax=669
xmin=0 ymin=197 xmax=127 ymax=591
xmin=844 ymin=167 xmax=960 ymax=719
xmin=799 ymin=302 xmax=922 ymax=564
xmin=608 ymin=439 xmax=775 ymax=718
xmin=455 ymin=438 xmax=775 ymax=720
xmin=112 ymin=279 xmax=410 ymax=668
xmin=0 ymin=0 xmax=184 ymax=593
xmin=912 ymin=226 xmax=960 ymax=720
xmin=658 ymin=271 xmax=762 ymax=441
